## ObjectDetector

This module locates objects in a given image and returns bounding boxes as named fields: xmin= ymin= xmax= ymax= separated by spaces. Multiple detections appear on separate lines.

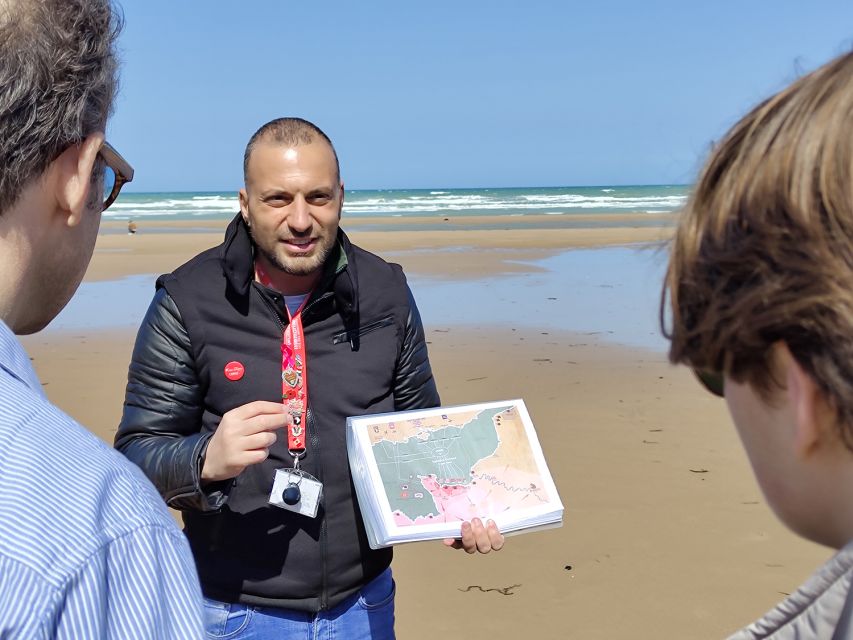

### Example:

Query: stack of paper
xmin=347 ymin=399 xmax=563 ymax=549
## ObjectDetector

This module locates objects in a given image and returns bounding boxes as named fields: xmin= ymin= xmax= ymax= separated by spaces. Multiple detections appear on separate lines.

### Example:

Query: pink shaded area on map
xmin=392 ymin=475 xmax=490 ymax=526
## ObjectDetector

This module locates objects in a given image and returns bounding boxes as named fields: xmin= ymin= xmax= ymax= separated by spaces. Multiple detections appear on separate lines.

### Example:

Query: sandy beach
xmin=21 ymin=214 xmax=829 ymax=639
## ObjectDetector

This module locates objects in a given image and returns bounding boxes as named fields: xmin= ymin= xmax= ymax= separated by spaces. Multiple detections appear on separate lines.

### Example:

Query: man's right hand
xmin=201 ymin=401 xmax=291 ymax=483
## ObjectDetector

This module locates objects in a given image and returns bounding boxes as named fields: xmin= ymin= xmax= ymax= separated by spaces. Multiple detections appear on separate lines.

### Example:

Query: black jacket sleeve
xmin=393 ymin=286 xmax=441 ymax=410
xmin=114 ymin=287 xmax=228 ymax=512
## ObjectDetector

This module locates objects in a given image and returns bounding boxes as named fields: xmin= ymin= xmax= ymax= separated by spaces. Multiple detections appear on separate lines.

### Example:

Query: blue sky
xmin=112 ymin=1 xmax=853 ymax=192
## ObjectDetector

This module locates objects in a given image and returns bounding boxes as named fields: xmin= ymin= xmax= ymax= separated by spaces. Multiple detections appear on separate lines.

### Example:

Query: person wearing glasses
xmin=664 ymin=50 xmax=853 ymax=639
xmin=0 ymin=1 xmax=203 ymax=637
xmin=115 ymin=117 xmax=504 ymax=639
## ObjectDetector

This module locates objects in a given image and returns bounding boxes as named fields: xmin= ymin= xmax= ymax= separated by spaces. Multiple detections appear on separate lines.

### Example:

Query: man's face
xmin=239 ymin=140 xmax=343 ymax=282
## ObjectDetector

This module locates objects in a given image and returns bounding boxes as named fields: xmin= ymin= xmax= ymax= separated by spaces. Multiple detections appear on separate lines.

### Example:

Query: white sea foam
xmin=107 ymin=195 xmax=238 ymax=218
xmin=104 ymin=187 xmax=687 ymax=220
xmin=520 ymin=194 xmax=685 ymax=206
xmin=341 ymin=193 xmax=686 ymax=215
xmin=111 ymin=199 xmax=236 ymax=210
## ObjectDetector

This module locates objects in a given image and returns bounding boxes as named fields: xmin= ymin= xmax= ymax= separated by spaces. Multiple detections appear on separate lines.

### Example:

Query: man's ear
xmin=238 ymin=188 xmax=250 ymax=225
xmin=779 ymin=342 xmax=824 ymax=458
xmin=53 ymin=133 xmax=104 ymax=227
xmin=338 ymin=181 xmax=345 ymax=220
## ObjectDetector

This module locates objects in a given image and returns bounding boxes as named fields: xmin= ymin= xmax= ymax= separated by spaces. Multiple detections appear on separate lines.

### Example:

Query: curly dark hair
xmin=0 ymin=0 xmax=123 ymax=213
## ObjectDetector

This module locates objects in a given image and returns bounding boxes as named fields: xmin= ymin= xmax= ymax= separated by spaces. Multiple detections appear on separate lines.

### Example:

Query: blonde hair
xmin=663 ymin=50 xmax=853 ymax=451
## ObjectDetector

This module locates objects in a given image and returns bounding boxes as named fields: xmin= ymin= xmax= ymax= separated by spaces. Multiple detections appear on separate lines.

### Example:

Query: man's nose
xmin=288 ymin=196 xmax=312 ymax=234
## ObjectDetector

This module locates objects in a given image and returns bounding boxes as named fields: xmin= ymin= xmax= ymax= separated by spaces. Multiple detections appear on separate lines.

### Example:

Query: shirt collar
xmin=0 ymin=320 xmax=45 ymax=398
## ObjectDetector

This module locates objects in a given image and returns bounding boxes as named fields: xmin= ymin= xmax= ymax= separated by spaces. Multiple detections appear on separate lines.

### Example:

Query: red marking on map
xmin=392 ymin=475 xmax=487 ymax=526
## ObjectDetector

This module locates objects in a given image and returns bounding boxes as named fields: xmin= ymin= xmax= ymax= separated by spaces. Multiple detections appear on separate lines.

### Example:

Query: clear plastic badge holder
xmin=269 ymin=461 xmax=323 ymax=518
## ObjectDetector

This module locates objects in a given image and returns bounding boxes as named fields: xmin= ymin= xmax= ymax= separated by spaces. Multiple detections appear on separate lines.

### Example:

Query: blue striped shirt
xmin=0 ymin=321 xmax=204 ymax=638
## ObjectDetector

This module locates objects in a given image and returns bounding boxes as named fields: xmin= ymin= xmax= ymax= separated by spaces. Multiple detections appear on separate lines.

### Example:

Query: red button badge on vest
xmin=224 ymin=361 xmax=245 ymax=381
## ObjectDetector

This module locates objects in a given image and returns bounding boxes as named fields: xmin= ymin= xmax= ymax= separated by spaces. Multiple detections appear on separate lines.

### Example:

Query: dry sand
xmin=21 ymin=216 xmax=829 ymax=639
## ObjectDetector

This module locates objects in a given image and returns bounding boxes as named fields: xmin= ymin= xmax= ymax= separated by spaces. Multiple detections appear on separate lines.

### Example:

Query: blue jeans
xmin=202 ymin=568 xmax=395 ymax=639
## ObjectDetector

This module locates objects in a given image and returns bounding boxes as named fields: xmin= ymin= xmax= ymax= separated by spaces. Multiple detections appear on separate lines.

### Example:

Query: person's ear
xmin=338 ymin=181 xmax=345 ymax=220
xmin=779 ymin=343 xmax=824 ymax=458
xmin=54 ymin=133 xmax=104 ymax=227
xmin=238 ymin=188 xmax=252 ymax=227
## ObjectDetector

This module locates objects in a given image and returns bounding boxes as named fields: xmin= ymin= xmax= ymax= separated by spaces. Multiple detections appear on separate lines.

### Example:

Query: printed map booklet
xmin=346 ymin=399 xmax=563 ymax=549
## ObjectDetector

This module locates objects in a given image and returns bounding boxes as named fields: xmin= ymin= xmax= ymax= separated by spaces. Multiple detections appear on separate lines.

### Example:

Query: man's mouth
xmin=283 ymin=238 xmax=317 ymax=254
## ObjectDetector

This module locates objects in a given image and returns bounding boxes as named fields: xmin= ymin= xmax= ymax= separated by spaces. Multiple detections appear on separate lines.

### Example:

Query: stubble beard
xmin=253 ymin=230 xmax=335 ymax=278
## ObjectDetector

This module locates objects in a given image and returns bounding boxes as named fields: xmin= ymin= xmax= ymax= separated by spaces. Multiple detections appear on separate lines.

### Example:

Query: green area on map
xmin=371 ymin=407 xmax=506 ymax=519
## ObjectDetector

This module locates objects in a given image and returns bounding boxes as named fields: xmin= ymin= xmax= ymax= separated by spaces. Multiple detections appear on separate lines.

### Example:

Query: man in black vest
xmin=115 ymin=117 xmax=504 ymax=639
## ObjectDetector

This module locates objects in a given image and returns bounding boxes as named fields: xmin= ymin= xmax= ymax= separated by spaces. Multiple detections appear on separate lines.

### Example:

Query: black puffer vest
xmin=141 ymin=215 xmax=439 ymax=610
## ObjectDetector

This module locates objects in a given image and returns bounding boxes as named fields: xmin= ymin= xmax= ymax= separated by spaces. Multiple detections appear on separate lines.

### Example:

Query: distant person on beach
xmin=664 ymin=50 xmax=853 ymax=638
xmin=116 ymin=116 xmax=504 ymax=639
xmin=128 ymin=219 xmax=137 ymax=234
xmin=0 ymin=0 xmax=203 ymax=637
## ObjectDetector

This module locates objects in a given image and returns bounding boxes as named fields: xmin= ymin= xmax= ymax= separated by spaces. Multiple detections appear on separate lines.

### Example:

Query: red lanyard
xmin=255 ymin=262 xmax=310 ymax=453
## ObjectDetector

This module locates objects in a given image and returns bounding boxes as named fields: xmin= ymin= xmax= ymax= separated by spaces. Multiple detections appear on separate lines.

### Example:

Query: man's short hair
xmin=243 ymin=117 xmax=340 ymax=184
xmin=0 ymin=0 xmax=122 ymax=214
xmin=663 ymin=50 xmax=853 ymax=451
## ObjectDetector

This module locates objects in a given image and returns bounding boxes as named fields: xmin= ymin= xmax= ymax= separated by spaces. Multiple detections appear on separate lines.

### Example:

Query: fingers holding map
xmin=443 ymin=517 xmax=506 ymax=554
xmin=346 ymin=399 xmax=563 ymax=548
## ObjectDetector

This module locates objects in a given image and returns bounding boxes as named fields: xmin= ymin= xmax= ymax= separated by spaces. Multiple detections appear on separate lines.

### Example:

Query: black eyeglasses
xmin=693 ymin=369 xmax=724 ymax=397
xmin=99 ymin=141 xmax=134 ymax=211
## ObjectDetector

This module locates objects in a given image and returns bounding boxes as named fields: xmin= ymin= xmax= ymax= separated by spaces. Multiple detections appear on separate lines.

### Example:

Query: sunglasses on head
xmin=693 ymin=369 xmax=724 ymax=397
xmin=98 ymin=141 xmax=134 ymax=211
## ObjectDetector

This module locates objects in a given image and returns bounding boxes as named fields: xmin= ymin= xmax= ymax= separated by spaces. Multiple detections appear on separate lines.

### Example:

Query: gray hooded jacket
xmin=728 ymin=541 xmax=853 ymax=639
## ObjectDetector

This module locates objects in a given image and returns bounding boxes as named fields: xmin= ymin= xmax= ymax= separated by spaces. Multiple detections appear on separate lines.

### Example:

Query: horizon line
xmin=122 ymin=182 xmax=692 ymax=195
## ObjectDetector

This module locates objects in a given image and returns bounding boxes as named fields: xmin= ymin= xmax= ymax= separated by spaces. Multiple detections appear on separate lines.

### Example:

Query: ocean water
xmin=106 ymin=185 xmax=688 ymax=221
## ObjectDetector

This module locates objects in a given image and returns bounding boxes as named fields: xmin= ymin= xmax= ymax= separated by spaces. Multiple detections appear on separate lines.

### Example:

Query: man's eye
xmin=308 ymin=194 xmax=331 ymax=204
